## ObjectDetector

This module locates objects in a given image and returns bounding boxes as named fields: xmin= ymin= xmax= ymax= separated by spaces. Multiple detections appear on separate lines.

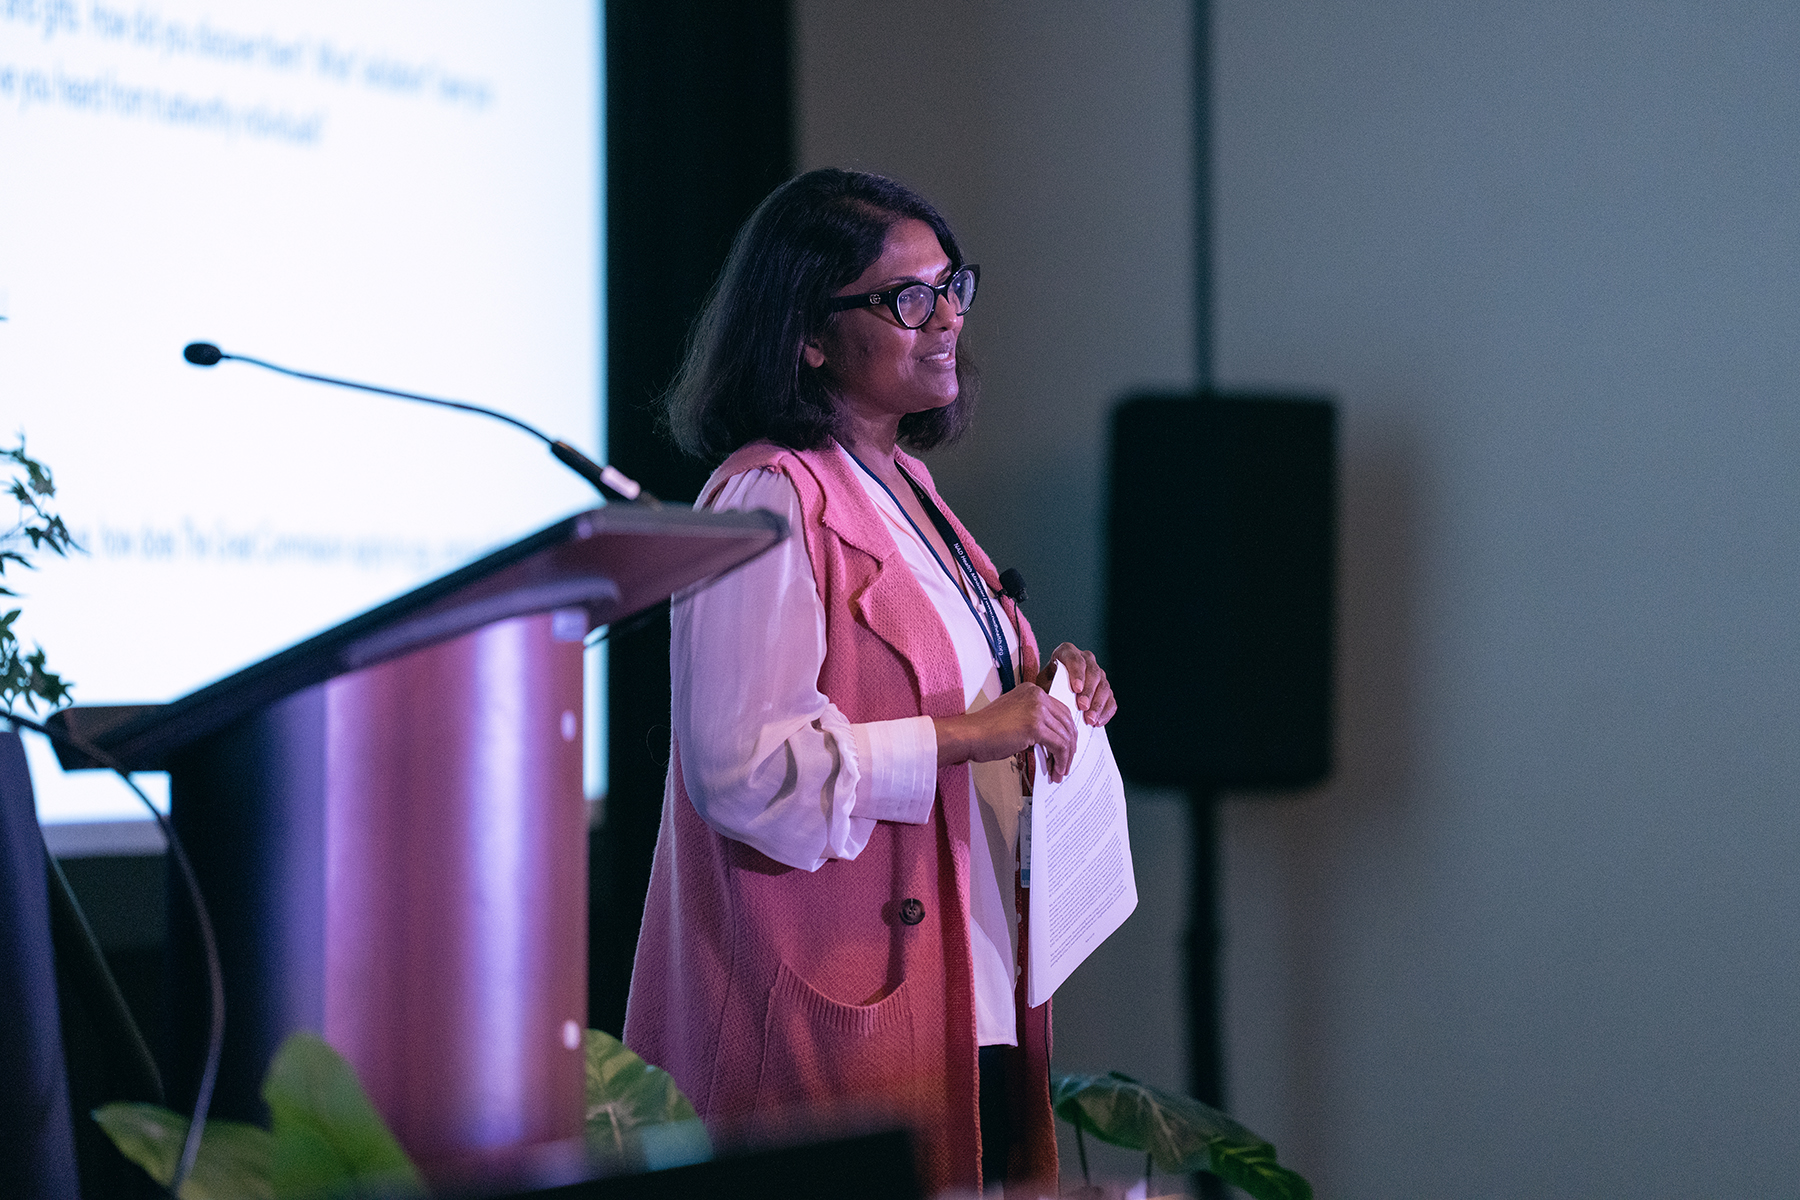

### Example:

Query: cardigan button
xmin=898 ymin=897 xmax=926 ymax=926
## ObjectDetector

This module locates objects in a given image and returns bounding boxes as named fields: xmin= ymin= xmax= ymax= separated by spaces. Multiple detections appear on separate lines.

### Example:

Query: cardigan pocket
xmin=753 ymin=959 xmax=920 ymax=1126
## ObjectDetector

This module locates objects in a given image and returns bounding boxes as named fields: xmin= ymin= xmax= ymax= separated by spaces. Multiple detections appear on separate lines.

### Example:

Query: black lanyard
xmin=841 ymin=445 xmax=1017 ymax=693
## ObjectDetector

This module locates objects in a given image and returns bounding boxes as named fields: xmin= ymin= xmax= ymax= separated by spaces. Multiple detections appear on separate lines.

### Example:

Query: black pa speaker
xmin=1105 ymin=393 xmax=1337 ymax=790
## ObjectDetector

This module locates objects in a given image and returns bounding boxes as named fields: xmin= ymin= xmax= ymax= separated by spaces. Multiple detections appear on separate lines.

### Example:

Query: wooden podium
xmin=52 ymin=503 xmax=784 ymax=1180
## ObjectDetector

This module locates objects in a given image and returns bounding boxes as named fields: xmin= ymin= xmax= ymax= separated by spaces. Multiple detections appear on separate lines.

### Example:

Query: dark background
xmin=589 ymin=0 xmax=793 ymax=1036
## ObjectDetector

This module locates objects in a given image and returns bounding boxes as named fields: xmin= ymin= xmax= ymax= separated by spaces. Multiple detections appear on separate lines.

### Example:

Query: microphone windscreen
xmin=183 ymin=342 xmax=223 ymax=366
xmin=999 ymin=567 xmax=1027 ymax=603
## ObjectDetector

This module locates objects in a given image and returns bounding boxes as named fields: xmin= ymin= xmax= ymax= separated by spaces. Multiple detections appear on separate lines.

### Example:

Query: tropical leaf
xmin=1050 ymin=1071 xmax=1311 ymax=1200
xmin=583 ymin=1029 xmax=706 ymax=1163
xmin=93 ymin=1101 xmax=275 ymax=1200
xmin=1210 ymin=1138 xmax=1313 ymax=1200
xmin=1052 ymin=1071 xmax=1248 ymax=1172
xmin=261 ymin=1032 xmax=425 ymax=1199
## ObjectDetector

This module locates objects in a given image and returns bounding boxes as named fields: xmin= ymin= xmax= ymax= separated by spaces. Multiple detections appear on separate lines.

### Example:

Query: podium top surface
xmin=54 ymin=503 xmax=785 ymax=770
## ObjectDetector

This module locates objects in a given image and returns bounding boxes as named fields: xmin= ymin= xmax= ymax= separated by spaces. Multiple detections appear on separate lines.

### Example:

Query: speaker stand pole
xmin=1189 ymin=786 xmax=1225 ymax=1200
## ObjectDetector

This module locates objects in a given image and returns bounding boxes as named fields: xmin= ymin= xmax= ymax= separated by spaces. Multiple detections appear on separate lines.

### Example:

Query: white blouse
xmin=669 ymin=445 xmax=1025 ymax=1046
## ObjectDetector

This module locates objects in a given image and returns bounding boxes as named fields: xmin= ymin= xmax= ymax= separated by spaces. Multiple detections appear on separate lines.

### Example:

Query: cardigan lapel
xmin=706 ymin=440 xmax=1022 ymax=719
xmin=893 ymin=450 xmax=1043 ymax=684
xmin=803 ymin=446 xmax=968 ymax=720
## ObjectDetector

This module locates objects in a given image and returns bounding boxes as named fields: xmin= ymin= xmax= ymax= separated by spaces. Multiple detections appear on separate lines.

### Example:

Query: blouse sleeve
xmin=670 ymin=467 xmax=939 ymax=871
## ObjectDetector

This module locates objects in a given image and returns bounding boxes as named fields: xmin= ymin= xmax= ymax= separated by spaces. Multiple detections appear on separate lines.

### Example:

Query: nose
xmin=928 ymin=286 xmax=963 ymax=332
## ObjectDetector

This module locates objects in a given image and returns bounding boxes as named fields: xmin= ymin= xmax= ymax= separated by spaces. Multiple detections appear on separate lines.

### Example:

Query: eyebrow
xmin=871 ymin=264 xmax=955 ymax=290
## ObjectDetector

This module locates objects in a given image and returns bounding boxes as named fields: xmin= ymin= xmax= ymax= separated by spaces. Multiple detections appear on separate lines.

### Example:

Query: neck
xmin=834 ymin=405 xmax=903 ymax=465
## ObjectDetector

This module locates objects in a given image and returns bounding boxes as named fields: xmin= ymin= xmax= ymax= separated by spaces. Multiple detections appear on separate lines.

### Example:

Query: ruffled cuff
xmin=850 ymin=715 xmax=938 ymax=824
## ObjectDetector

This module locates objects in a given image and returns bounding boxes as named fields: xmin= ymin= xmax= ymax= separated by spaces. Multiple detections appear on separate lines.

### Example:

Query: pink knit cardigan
xmin=623 ymin=441 xmax=1057 ymax=1195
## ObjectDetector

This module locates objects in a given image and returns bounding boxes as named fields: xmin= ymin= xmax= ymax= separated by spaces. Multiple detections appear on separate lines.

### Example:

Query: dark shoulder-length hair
xmin=662 ymin=168 xmax=978 ymax=464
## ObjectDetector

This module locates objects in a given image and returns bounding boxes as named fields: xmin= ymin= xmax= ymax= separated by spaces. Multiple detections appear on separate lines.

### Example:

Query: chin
xmin=910 ymin=395 xmax=957 ymax=416
xmin=913 ymin=380 xmax=959 ymax=411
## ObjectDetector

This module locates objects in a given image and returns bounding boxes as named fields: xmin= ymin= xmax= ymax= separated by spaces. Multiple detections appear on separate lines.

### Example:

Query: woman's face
xmin=805 ymin=218 xmax=963 ymax=427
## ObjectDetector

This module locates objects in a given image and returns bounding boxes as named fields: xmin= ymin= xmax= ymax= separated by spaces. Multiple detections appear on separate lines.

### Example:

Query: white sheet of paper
xmin=1026 ymin=664 xmax=1137 ymax=1006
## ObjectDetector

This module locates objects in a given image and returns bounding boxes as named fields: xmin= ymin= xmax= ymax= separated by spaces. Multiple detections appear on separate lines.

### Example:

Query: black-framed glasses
xmin=827 ymin=264 xmax=979 ymax=329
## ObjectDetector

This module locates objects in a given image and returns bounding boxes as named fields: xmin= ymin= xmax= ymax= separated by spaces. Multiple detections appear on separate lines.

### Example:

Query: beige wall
xmin=795 ymin=1 xmax=1197 ymax=656
xmin=805 ymin=3 xmax=1800 ymax=1197
xmin=794 ymin=1 xmax=1201 ymax=1187
xmin=1216 ymin=1 xmax=1800 ymax=1196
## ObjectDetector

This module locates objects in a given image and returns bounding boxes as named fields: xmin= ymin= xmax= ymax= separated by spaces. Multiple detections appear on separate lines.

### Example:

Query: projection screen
xmin=0 ymin=1 xmax=603 ymax=845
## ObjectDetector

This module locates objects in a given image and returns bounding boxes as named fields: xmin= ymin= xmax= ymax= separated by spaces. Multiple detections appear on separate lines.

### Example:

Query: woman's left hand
xmin=1038 ymin=643 xmax=1118 ymax=727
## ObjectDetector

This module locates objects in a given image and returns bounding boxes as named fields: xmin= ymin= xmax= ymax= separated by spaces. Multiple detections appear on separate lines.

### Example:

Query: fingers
xmin=982 ymin=683 xmax=1079 ymax=778
xmin=1012 ymin=682 xmax=1077 ymax=782
xmin=1044 ymin=697 xmax=1078 ymax=782
xmin=1024 ymin=684 xmax=1077 ymax=779
xmin=1084 ymin=669 xmax=1117 ymax=726
xmin=1047 ymin=643 xmax=1087 ymax=702
xmin=942 ymin=661 xmax=1111 ymax=777
xmin=1048 ymin=643 xmax=1117 ymax=726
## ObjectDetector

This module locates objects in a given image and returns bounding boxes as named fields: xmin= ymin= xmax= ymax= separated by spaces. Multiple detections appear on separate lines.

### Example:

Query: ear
xmin=801 ymin=340 xmax=827 ymax=370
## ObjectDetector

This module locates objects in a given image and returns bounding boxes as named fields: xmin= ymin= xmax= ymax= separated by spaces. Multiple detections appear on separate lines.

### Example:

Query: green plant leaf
xmin=1210 ymin=1139 xmax=1313 ymax=1200
xmin=260 ymin=1031 xmax=425 ymax=1199
xmin=583 ymin=1029 xmax=705 ymax=1160
xmin=92 ymin=1101 xmax=275 ymax=1200
xmin=1052 ymin=1071 xmax=1247 ymax=1172
xmin=1050 ymin=1071 xmax=1311 ymax=1200
xmin=0 ymin=436 xmax=80 ymax=712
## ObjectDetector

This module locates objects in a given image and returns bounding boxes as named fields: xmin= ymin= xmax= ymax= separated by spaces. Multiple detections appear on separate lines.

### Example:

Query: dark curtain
xmin=591 ymin=0 xmax=794 ymax=1036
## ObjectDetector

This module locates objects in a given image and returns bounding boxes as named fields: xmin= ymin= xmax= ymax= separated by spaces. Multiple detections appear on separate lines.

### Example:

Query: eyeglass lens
xmin=894 ymin=267 xmax=977 ymax=328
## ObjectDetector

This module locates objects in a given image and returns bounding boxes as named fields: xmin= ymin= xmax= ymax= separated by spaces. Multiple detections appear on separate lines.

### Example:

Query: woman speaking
xmin=624 ymin=169 xmax=1117 ymax=1196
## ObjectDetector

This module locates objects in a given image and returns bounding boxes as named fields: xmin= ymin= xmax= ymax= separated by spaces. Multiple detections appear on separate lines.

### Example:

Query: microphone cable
xmin=181 ymin=342 xmax=656 ymax=506
xmin=13 ymin=712 xmax=223 ymax=1197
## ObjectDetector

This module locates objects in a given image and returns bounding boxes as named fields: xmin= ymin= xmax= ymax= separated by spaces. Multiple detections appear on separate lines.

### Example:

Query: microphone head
xmin=183 ymin=342 xmax=223 ymax=366
xmin=998 ymin=567 xmax=1027 ymax=603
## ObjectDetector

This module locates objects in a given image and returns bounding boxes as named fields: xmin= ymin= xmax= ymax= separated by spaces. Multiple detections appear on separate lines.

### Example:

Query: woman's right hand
xmin=933 ymin=683 xmax=1080 ymax=782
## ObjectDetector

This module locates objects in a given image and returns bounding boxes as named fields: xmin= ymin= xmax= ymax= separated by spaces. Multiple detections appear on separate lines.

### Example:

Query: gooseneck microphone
xmin=182 ymin=342 xmax=654 ymax=505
